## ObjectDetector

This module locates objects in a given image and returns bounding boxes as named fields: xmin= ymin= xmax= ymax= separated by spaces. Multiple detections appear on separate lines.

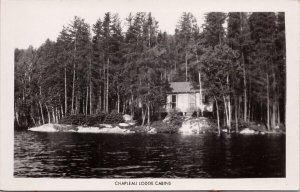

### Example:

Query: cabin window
xmin=203 ymin=95 xmax=208 ymax=104
xmin=171 ymin=95 xmax=176 ymax=109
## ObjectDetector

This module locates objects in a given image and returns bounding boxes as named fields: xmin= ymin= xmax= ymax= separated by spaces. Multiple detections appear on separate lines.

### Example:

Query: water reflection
xmin=14 ymin=131 xmax=285 ymax=178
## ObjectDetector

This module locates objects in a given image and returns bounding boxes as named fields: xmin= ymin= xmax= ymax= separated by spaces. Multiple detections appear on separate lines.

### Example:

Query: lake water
xmin=14 ymin=131 xmax=285 ymax=178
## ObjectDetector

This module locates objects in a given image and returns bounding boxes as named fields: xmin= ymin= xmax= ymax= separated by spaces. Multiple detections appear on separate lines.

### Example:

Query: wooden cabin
xmin=165 ymin=82 xmax=213 ymax=115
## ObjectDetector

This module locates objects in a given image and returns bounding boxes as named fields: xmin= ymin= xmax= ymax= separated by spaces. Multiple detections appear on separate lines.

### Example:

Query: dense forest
xmin=14 ymin=12 xmax=286 ymax=131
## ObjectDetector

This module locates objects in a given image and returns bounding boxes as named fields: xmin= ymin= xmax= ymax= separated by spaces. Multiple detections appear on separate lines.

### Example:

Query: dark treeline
xmin=14 ymin=12 xmax=285 ymax=131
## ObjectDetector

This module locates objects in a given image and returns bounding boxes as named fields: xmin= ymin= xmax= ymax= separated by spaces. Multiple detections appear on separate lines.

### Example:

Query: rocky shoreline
xmin=28 ymin=115 xmax=285 ymax=135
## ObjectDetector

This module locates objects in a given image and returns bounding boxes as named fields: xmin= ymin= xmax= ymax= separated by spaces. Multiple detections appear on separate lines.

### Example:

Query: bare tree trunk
xmin=223 ymin=110 xmax=226 ymax=127
xmin=238 ymin=95 xmax=241 ymax=120
xmin=71 ymin=30 xmax=77 ymax=115
xmin=214 ymin=96 xmax=220 ymax=135
xmin=147 ymin=101 xmax=150 ymax=126
xmin=71 ymin=64 xmax=76 ymax=115
xmin=251 ymin=103 xmax=254 ymax=121
xmin=60 ymin=105 xmax=64 ymax=118
xmin=52 ymin=106 xmax=56 ymax=123
xmin=38 ymin=86 xmax=45 ymax=124
xmin=123 ymin=100 xmax=126 ymax=114
xmin=64 ymin=62 xmax=67 ymax=115
xmin=15 ymin=111 xmax=20 ymax=127
xmin=55 ymin=107 xmax=58 ymax=122
xmin=141 ymin=106 xmax=146 ymax=126
xmin=235 ymin=95 xmax=238 ymax=132
xmin=39 ymin=101 xmax=45 ymax=124
xmin=97 ymin=84 xmax=102 ymax=112
xmin=106 ymin=58 xmax=109 ymax=112
xmin=56 ymin=108 xmax=58 ymax=123
xmin=31 ymin=114 xmax=36 ymax=127
xmin=45 ymin=104 xmax=51 ymax=123
xmin=103 ymin=61 xmax=106 ymax=112
xmin=185 ymin=51 xmax=188 ymax=82
xmin=223 ymin=95 xmax=229 ymax=128
xmin=86 ymin=86 xmax=89 ymax=115
xmin=198 ymin=71 xmax=204 ymax=116
xmin=266 ymin=73 xmax=270 ymax=130
xmin=227 ymin=74 xmax=231 ymax=131
xmin=131 ymin=92 xmax=134 ymax=117
xmin=271 ymin=100 xmax=276 ymax=129
xmin=83 ymin=101 xmax=85 ymax=115
xmin=37 ymin=117 xmax=41 ymax=126
xmin=117 ymin=91 xmax=120 ymax=113
xmin=228 ymin=98 xmax=232 ymax=131
xmin=277 ymin=98 xmax=280 ymax=126
xmin=89 ymin=39 xmax=92 ymax=115
xmin=75 ymin=95 xmax=78 ymax=115
xmin=242 ymin=52 xmax=247 ymax=122
xmin=248 ymin=96 xmax=251 ymax=122
xmin=57 ymin=107 xmax=61 ymax=120
xmin=195 ymin=54 xmax=204 ymax=117
xmin=89 ymin=80 xmax=92 ymax=115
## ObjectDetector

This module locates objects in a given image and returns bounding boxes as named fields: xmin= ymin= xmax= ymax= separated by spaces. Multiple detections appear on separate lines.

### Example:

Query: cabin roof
xmin=169 ymin=82 xmax=197 ymax=93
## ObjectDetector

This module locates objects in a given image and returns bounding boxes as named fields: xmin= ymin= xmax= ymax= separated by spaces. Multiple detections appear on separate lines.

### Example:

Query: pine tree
xmin=227 ymin=12 xmax=250 ymax=130
xmin=249 ymin=12 xmax=278 ymax=130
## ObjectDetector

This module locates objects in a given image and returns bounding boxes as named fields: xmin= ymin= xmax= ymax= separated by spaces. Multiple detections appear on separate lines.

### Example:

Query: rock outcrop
xmin=28 ymin=124 xmax=59 ymax=132
xmin=179 ymin=117 xmax=212 ymax=134
xmin=123 ymin=114 xmax=133 ymax=122
xmin=28 ymin=123 xmax=134 ymax=134
xmin=240 ymin=128 xmax=256 ymax=134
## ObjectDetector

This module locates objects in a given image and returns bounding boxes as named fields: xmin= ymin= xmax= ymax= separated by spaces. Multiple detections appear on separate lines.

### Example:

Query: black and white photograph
xmin=0 ymin=0 xmax=299 ymax=190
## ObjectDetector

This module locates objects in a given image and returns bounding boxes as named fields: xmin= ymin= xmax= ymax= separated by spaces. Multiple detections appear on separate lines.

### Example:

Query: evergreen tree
xmin=249 ymin=12 xmax=279 ymax=130
xmin=13 ymin=12 xmax=286 ymax=130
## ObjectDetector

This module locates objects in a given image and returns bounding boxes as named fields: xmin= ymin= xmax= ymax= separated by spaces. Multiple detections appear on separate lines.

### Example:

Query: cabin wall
xmin=166 ymin=93 xmax=195 ymax=113
xmin=177 ymin=93 xmax=189 ymax=113
xmin=166 ymin=92 xmax=213 ymax=113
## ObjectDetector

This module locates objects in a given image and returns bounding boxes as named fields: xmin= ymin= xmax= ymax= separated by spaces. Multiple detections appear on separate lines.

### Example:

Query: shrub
xmin=85 ymin=113 xmax=106 ymax=126
xmin=58 ymin=114 xmax=86 ymax=125
xmin=151 ymin=121 xmax=179 ymax=133
xmin=59 ymin=111 xmax=123 ymax=126
xmin=229 ymin=120 xmax=250 ymax=130
xmin=152 ymin=111 xmax=184 ymax=133
xmin=167 ymin=111 xmax=184 ymax=127
xmin=103 ymin=111 xmax=124 ymax=124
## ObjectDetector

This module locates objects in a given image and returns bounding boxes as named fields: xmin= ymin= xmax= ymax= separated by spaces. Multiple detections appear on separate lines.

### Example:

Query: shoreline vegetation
xmin=15 ymin=12 xmax=286 ymax=133
xmin=28 ymin=112 xmax=285 ymax=135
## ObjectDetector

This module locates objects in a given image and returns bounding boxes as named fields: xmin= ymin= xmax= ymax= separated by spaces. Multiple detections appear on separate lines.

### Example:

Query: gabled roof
xmin=169 ymin=82 xmax=198 ymax=93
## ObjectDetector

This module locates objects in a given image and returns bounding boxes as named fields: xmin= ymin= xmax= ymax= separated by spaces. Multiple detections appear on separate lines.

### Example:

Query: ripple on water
xmin=14 ymin=131 xmax=285 ymax=178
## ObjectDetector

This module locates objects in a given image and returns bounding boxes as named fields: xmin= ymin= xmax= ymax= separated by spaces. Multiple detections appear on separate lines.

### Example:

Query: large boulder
xmin=240 ymin=128 xmax=255 ymax=134
xmin=128 ymin=121 xmax=136 ymax=126
xmin=98 ymin=124 xmax=113 ymax=128
xmin=28 ymin=123 xmax=134 ymax=134
xmin=119 ymin=122 xmax=131 ymax=127
xmin=162 ymin=116 xmax=171 ymax=123
xmin=77 ymin=126 xmax=102 ymax=133
xmin=74 ymin=126 xmax=135 ymax=134
xmin=179 ymin=119 xmax=200 ymax=134
xmin=123 ymin=114 xmax=133 ymax=122
xmin=148 ymin=127 xmax=157 ymax=134
xmin=98 ymin=126 xmax=134 ymax=134
xmin=178 ymin=117 xmax=212 ymax=134
xmin=28 ymin=124 xmax=58 ymax=132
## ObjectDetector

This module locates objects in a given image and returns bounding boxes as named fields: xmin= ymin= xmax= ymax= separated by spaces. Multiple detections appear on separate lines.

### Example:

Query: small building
xmin=165 ymin=82 xmax=213 ymax=115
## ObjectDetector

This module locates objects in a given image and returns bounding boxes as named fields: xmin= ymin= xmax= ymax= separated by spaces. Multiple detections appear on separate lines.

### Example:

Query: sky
xmin=6 ymin=1 xmax=206 ymax=49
